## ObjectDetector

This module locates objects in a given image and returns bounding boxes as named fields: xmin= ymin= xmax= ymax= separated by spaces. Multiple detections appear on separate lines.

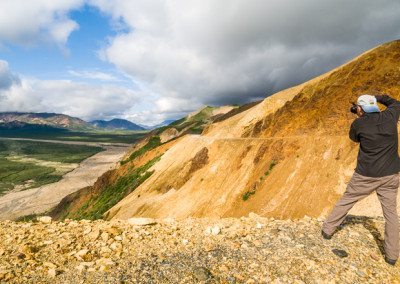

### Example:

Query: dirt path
xmin=0 ymin=140 xmax=130 ymax=220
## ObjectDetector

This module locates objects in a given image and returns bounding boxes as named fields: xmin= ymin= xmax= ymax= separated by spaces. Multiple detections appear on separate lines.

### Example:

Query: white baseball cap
xmin=357 ymin=94 xmax=380 ymax=113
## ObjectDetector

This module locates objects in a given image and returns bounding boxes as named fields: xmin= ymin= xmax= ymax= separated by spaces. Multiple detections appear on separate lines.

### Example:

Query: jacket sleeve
xmin=349 ymin=121 xmax=359 ymax=143
xmin=375 ymin=95 xmax=400 ymax=120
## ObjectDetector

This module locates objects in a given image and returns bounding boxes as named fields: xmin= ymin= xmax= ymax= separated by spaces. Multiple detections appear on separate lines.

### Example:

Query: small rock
xmin=75 ymin=249 xmax=89 ymax=260
xmin=127 ymin=218 xmax=157 ymax=226
xmin=83 ymin=227 xmax=92 ymax=235
xmin=101 ymin=232 xmax=109 ymax=242
xmin=193 ymin=267 xmax=212 ymax=281
xmin=48 ymin=268 xmax=58 ymax=278
xmin=211 ymin=226 xmax=221 ymax=235
xmin=204 ymin=226 xmax=221 ymax=235
xmin=356 ymin=270 xmax=366 ymax=277
xmin=110 ymin=242 xmax=122 ymax=251
xmin=96 ymin=258 xmax=115 ymax=268
xmin=332 ymin=249 xmax=348 ymax=258
xmin=88 ymin=230 xmax=100 ymax=241
xmin=16 ymin=253 xmax=26 ymax=259
xmin=37 ymin=216 xmax=52 ymax=224
xmin=106 ymin=226 xmax=122 ymax=236
xmin=370 ymin=253 xmax=379 ymax=261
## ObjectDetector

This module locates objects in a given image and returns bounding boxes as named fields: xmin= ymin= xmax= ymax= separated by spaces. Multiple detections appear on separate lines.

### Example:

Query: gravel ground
xmin=0 ymin=214 xmax=399 ymax=283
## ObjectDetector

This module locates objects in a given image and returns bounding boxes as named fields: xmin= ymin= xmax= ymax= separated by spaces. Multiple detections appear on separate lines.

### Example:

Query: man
xmin=322 ymin=94 xmax=400 ymax=266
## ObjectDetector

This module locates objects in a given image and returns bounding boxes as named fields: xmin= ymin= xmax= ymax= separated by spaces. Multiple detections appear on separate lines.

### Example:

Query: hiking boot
xmin=385 ymin=256 xmax=397 ymax=266
xmin=321 ymin=230 xmax=333 ymax=240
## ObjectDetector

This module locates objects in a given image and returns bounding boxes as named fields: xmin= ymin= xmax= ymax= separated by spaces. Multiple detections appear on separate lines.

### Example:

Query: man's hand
xmin=356 ymin=105 xmax=363 ymax=117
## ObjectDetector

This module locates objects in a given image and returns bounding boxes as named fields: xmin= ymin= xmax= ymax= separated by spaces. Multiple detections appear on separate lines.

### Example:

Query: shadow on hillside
xmin=336 ymin=215 xmax=385 ymax=256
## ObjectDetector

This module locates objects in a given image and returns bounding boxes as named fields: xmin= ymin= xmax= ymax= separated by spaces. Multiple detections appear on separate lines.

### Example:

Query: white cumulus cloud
xmin=0 ymin=68 xmax=142 ymax=121
xmin=0 ymin=60 xmax=20 ymax=90
xmin=0 ymin=0 xmax=84 ymax=47
xmin=68 ymin=70 xmax=120 ymax=81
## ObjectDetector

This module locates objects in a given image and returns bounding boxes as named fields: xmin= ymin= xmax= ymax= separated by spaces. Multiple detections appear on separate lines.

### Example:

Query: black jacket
xmin=350 ymin=95 xmax=400 ymax=177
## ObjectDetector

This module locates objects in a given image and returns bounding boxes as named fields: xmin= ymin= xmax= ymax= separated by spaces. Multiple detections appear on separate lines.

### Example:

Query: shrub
xmin=242 ymin=190 xmax=256 ymax=201
xmin=121 ymin=136 xmax=161 ymax=165
xmin=264 ymin=160 xmax=277 ymax=176
xmin=71 ymin=155 xmax=162 ymax=220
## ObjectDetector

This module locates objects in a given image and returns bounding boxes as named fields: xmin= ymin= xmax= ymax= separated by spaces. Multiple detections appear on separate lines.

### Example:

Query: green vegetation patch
xmin=243 ymin=160 xmax=278 ymax=201
xmin=0 ymin=140 xmax=102 ymax=163
xmin=242 ymin=190 xmax=256 ymax=201
xmin=69 ymin=155 xmax=162 ymax=220
xmin=264 ymin=160 xmax=277 ymax=176
xmin=0 ymin=157 xmax=59 ymax=194
xmin=121 ymin=136 xmax=161 ymax=165
xmin=0 ymin=127 xmax=147 ymax=144
xmin=0 ymin=140 xmax=103 ymax=195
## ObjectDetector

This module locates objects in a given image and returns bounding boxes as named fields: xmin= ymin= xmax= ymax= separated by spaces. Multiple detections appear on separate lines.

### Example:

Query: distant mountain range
xmin=0 ymin=112 xmax=91 ymax=130
xmin=144 ymin=119 xmax=177 ymax=130
xmin=0 ymin=112 xmax=150 ymax=131
xmin=89 ymin=119 xmax=145 ymax=131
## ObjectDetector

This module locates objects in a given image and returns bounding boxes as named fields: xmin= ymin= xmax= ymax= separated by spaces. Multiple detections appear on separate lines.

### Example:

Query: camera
xmin=350 ymin=103 xmax=358 ymax=114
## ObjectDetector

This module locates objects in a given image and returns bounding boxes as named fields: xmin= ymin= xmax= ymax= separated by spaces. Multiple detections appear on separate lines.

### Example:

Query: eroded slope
xmin=108 ymin=40 xmax=400 ymax=220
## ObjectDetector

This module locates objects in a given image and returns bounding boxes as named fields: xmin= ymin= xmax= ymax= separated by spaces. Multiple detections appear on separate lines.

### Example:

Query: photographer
xmin=322 ymin=94 xmax=400 ymax=266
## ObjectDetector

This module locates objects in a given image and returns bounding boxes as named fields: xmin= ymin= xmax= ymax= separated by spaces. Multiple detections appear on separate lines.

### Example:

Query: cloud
xmin=0 ymin=0 xmax=83 ymax=47
xmin=0 ymin=60 xmax=20 ymax=90
xmin=91 ymin=0 xmax=400 ymax=120
xmin=1 ymin=1 xmax=400 ymax=125
xmin=0 ymin=62 xmax=142 ymax=121
xmin=68 ymin=70 xmax=120 ymax=81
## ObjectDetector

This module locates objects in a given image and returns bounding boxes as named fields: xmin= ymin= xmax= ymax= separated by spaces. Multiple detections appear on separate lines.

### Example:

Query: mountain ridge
xmin=89 ymin=118 xmax=145 ymax=131
xmin=0 ymin=112 xmax=147 ymax=132
xmin=0 ymin=112 xmax=93 ymax=130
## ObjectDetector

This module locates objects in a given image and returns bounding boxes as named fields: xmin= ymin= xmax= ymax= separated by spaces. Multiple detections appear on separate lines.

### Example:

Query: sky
xmin=0 ymin=1 xmax=400 ymax=126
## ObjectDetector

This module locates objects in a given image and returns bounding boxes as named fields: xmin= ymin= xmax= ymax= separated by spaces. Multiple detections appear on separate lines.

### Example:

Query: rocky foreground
xmin=0 ymin=215 xmax=399 ymax=283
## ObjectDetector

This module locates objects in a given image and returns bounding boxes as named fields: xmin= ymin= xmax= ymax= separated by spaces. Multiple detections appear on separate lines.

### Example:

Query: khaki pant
xmin=322 ymin=172 xmax=400 ymax=260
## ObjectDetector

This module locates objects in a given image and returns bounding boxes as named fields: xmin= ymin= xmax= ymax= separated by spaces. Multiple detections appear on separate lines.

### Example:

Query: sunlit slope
xmin=50 ymin=105 xmax=236 ymax=220
xmin=106 ymin=40 xmax=400 ymax=220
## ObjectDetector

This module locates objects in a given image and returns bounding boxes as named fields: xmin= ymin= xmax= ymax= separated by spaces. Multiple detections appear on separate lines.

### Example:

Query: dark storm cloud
xmin=93 ymin=0 xmax=400 ymax=117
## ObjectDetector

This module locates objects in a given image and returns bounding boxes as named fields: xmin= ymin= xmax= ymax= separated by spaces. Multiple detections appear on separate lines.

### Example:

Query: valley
xmin=0 ymin=128 xmax=147 ymax=144
xmin=0 ymin=139 xmax=103 ymax=195
xmin=0 ymin=138 xmax=130 ymax=220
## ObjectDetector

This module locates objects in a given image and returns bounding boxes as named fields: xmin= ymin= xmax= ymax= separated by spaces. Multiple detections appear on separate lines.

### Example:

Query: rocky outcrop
xmin=159 ymin=127 xmax=179 ymax=143
xmin=0 ymin=216 xmax=398 ymax=283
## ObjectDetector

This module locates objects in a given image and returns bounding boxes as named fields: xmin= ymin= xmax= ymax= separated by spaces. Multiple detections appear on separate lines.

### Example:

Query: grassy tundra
xmin=0 ymin=140 xmax=102 ymax=195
